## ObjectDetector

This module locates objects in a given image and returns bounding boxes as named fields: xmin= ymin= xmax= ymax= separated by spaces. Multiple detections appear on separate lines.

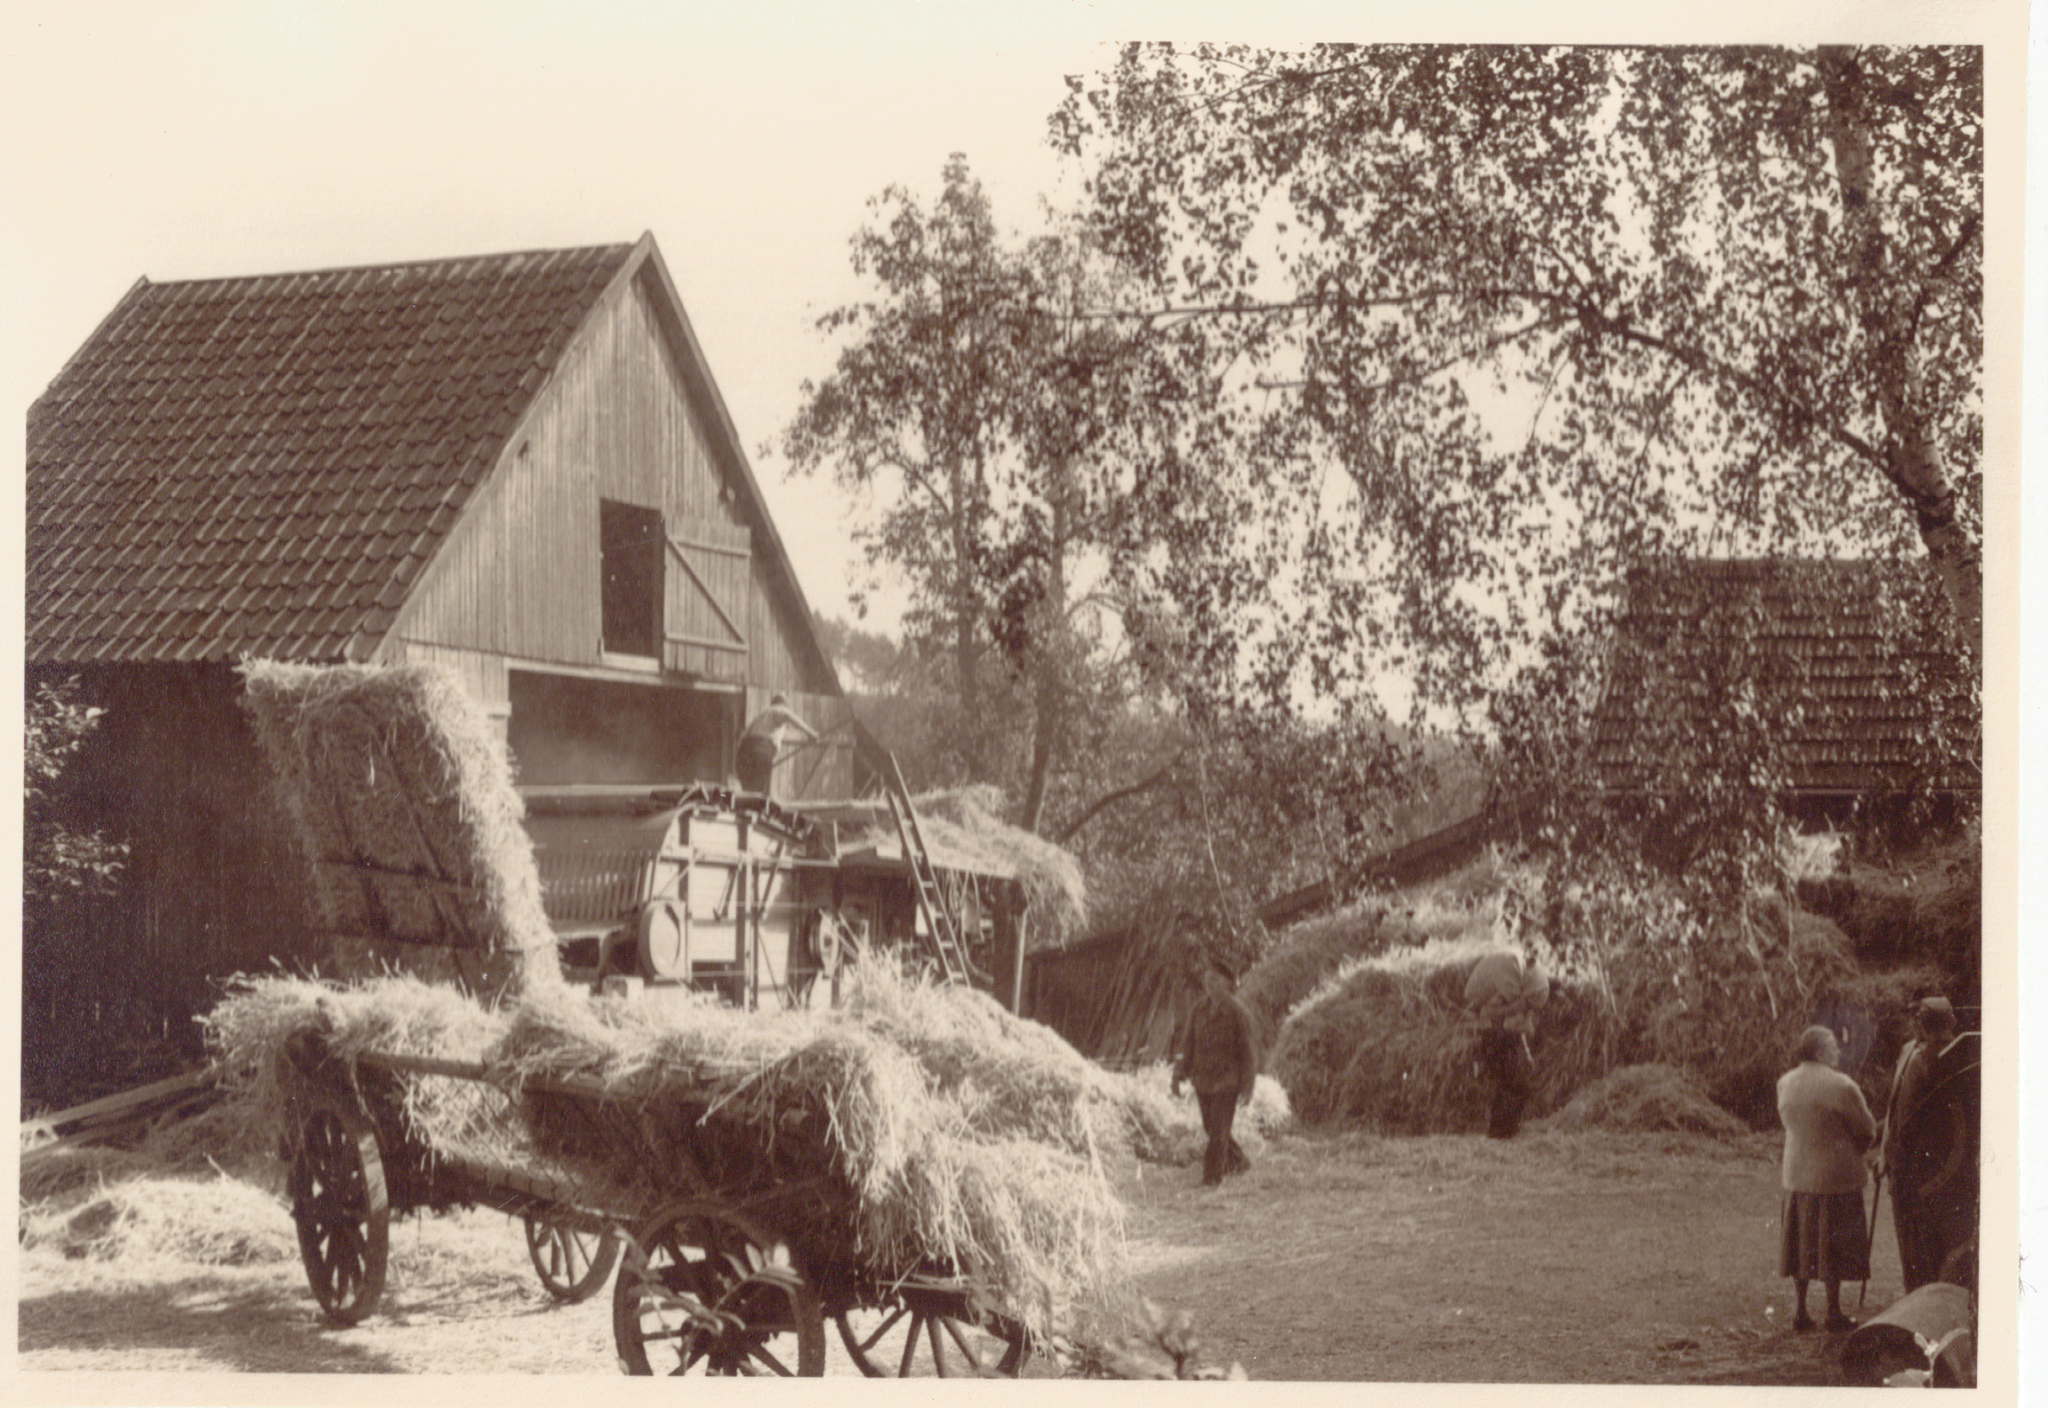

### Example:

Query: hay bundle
xmin=1237 ymin=901 xmax=1425 ymax=1041
xmin=1269 ymin=936 xmax=1526 ymax=1133
xmin=201 ymin=959 xmax=1131 ymax=1342
xmin=1540 ymin=1063 xmax=1750 ymax=1138
xmin=495 ymin=962 xmax=1129 ymax=1338
xmin=201 ymin=971 xmax=521 ymax=1173
xmin=1263 ymin=877 xmax=1872 ymax=1133
xmin=239 ymin=660 xmax=558 ymax=998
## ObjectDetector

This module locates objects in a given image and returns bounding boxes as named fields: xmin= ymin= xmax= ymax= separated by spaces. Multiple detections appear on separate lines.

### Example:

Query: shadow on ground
xmin=18 ymin=1272 xmax=404 ymax=1373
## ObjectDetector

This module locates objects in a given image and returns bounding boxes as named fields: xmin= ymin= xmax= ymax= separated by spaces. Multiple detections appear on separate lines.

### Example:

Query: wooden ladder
xmin=852 ymin=722 xmax=973 ymax=986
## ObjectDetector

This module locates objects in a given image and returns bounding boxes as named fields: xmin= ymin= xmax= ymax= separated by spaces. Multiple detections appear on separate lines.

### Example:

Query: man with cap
xmin=1881 ymin=996 xmax=1977 ymax=1291
xmin=737 ymin=693 xmax=819 ymax=796
xmin=1172 ymin=958 xmax=1261 ymax=1187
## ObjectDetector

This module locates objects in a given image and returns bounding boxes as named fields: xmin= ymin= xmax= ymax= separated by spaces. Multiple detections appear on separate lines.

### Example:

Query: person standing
xmin=1172 ymin=959 xmax=1260 ymax=1187
xmin=1777 ymin=1024 xmax=1877 ymax=1333
xmin=736 ymin=693 xmax=818 ymax=796
xmin=1881 ymin=996 xmax=1976 ymax=1292
xmin=1462 ymin=949 xmax=1550 ymax=1139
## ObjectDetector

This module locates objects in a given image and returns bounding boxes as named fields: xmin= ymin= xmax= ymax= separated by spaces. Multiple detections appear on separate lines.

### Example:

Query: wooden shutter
xmin=664 ymin=516 xmax=750 ymax=660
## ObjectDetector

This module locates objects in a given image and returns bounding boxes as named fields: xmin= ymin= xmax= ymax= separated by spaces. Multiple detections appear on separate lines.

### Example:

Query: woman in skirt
xmin=1776 ymin=1024 xmax=1878 ymax=1332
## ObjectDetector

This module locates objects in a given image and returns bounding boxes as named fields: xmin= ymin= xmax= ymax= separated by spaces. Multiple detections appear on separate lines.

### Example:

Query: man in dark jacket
xmin=1172 ymin=959 xmax=1261 ymax=1187
xmin=1881 ymin=996 xmax=1979 ymax=1292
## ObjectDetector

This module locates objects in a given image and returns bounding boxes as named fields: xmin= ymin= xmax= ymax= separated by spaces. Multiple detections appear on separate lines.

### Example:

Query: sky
xmin=0 ymin=0 xmax=1114 ymax=633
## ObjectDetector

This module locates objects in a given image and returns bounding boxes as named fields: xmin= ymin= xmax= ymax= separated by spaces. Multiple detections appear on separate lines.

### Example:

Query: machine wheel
xmin=289 ymin=1106 xmax=390 ymax=1325
xmin=613 ymin=1200 xmax=825 ymax=1376
xmin=523 ymin=1215 xmax=621 ymax=1303
xmin=834 ymin=1287 xmax=1031 ymax=1377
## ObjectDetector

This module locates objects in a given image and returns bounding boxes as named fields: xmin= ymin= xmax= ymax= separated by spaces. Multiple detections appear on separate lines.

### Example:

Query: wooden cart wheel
xmin=613 ymin=1200 xmax=825 ymax=1376
xmin=834 ymin=1288 xmax=1031 ymax=1377
xmin=523 ymin=1215 xmax=621 ymax=1303
xmin=288 ymin=1106 xmax=390 ymax=1325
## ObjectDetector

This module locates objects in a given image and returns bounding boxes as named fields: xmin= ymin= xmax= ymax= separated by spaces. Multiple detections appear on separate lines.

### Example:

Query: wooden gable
xmin=388 ymin=238 xmax=838 ymax=705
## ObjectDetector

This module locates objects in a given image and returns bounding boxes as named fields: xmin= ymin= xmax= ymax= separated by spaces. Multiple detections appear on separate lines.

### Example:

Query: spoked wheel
xmin=523 ymin=1215 xmax=621 ymax=1303
xmin=613 ymin=1200 xmax=825 ymax=1376
xmin=288 ymin=1106 xmax=390 ymax=1325
xmin=835 ymin=1286 xmax=1031 ymax=1377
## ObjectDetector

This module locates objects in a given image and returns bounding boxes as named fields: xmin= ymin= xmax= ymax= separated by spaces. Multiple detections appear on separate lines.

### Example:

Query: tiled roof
xmin=26 ymin=244 xmax=635 ymax=663
xmin=1589 ymin=558 xmax=1978 ymax=796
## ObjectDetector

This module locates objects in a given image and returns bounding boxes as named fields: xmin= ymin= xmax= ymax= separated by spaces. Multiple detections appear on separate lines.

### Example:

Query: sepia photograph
xmin=4 ymin=1 xmax=2028 ymax=1399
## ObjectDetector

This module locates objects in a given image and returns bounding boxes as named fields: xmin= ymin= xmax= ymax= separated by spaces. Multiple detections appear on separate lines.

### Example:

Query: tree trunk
xmin=1021 ymin=455 xmax=1073 ymax=834
xmin=1817 ymin=45 xmax=1982 ymax=664
xmin=948 ymin=450 xmax=985 ymax=776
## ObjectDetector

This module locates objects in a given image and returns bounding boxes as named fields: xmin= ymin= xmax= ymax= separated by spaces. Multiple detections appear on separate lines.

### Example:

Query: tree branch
xmin=1053 ymin=752 xmax=1186 ymax=844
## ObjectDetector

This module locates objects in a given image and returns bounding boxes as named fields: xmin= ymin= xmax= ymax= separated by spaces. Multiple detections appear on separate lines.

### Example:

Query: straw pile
xmin=24 ymin=1175 xmax=297 ymax=1266
xmin=1237 ymin=901 xmax=1432 ymax=1041
xmin=201 ymin=956 xmax=1132 ymax=1342
xmin=1540 ymin=1063 xmax=1750 ymax=1138
xmin=238 ymin=660 xmax=559 ymax=999
xmin=1269 ymin=935 xmax=1512 ymax=1132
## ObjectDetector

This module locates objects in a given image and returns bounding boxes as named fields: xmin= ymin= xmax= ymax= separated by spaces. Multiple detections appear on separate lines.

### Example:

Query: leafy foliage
xmin=785 ymin=155 xmax=1439 ymax=871
xmin=814 ymin=610 xmax=1450 ymax=955
xmin=1056 ymin=44 xmax=1984 ymax=722
xmin=783 ymin=156 xmax=1247 ymax=825
xmin=23 ymin=676 xmax=127 ymax=910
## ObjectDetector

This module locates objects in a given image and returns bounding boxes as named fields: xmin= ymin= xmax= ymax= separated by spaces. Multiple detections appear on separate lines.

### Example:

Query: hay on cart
xmin=204 ymin=956 xmax=1132 ymax=1342
xmin=239 ymin=660 xmax=559 ymax=999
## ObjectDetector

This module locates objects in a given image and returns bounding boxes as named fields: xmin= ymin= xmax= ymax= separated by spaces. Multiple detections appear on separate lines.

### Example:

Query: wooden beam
xmin=663 ymin=630 xmax=748 ymax=653
xmin=22 ymin=1065 xmax=219 ymax=1138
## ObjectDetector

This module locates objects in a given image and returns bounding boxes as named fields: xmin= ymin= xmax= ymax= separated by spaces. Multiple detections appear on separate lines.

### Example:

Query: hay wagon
xmin=279 ymin=1023 xmax=1033 ymax=1376
xmin=236 ymin=663 xmax=1097 ymax=1374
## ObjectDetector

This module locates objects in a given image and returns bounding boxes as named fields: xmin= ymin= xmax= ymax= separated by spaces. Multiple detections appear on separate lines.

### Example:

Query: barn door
xmin=664 ymin=516 xmax=750 ymax=669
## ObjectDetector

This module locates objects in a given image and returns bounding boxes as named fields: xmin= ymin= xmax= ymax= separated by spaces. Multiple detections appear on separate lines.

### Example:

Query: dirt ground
xmin=1120 ymin=1127 xmax=1880 ymax=1384
xmin=15 ymin=1127 xmax=1895 ymax=1384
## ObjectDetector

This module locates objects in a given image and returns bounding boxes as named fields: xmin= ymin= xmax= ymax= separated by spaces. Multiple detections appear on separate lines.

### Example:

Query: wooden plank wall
xmin=24 ymin=663 xmax=314 ymax=1105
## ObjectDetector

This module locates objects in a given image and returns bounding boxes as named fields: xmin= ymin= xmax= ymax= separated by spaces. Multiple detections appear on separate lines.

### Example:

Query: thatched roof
xmin=807 ymin=786 xmax=1088 ymax=944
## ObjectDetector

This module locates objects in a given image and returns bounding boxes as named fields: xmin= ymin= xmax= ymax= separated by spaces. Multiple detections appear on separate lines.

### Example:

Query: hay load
xmin=238 ymin=660 xmax=559 ymax=999
xmin=203 ymin=954 xmax=1132 ymax=1341
xmin=1238 ymin=897 xmax=1445 ymax=1043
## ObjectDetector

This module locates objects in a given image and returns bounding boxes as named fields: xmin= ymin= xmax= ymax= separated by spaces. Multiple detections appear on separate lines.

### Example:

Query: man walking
xmin=1172 ymin=958 xmax=1261 ymax=1187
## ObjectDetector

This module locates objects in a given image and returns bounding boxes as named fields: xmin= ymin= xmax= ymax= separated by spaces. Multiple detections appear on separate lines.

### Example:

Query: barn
xmin=23 ymin=236 xmax=862 ymax=1101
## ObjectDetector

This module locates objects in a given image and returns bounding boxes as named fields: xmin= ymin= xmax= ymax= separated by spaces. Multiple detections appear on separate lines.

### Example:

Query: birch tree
xmin=1055 ymin=44 xmax=1984 ymax=717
